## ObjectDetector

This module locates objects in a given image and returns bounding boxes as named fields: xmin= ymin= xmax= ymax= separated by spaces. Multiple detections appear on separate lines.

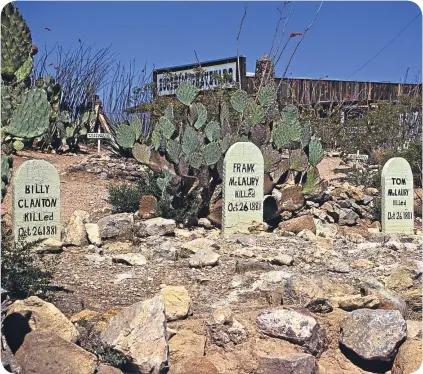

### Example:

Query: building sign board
xmin=154 ymin=56 xmax=246 ymax=96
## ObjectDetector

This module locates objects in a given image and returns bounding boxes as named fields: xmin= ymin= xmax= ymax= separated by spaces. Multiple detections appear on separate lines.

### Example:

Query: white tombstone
xmin=222 ymin=142 xmax=264 ymax=236
xmin=12 ymin=160 xmax=61 ymax=243
xmin=381 ymin=157 xmax=414 ymax=234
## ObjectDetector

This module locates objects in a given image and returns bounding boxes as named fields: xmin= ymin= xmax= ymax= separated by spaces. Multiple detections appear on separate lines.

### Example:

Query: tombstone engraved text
xmin=12 ymin=160 xmax=61 ymax=243
xmin=381 ymin=157 xmax=414 ymax=234
xmin=222 ymin=142 xmax=264 ymax=236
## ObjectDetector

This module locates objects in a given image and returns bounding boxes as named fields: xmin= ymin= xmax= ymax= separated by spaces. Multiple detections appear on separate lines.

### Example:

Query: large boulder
xmin=100 ymin=295 xmax=169 ymax=374
xmin=5 ymin=296 xmax=79 ymax=353
xmin=64 ymin=210 xmax=90 ymax=246
xmin=139 ymin=195 xmax=158 ymax=219
xmin=174 ymin=357 xmax=218 ymax=374
xmin=160 ymin=286 xmax=191 ymax=321
xmin=256 ymin=308 xmax=327 ymax=356
xmin=278 ymin=186 xmax=305 ymax=212
xmin=339 ymin=309 xmax=406 ymax=362
xmin=169 ymin=329 xmax=206 ymax=364
xmin=258 ymin=353 xmax=318 ymax=374
xmin=97 ymin=213 xmax=134 ymax=239
xmin=15 ymin=331 xmax=97 ymax=374
xmin=136 ymin=217 xmax=176 ymax=237
xmin=97 ymin=364 xmax=124 ymax=374
xmin=391 ymin=338 xmax=422 ymax=374
xmin=278 ymin=215 xmax=316 ymax=234
xmin=85 ymin=223 xmax=102 ymax=246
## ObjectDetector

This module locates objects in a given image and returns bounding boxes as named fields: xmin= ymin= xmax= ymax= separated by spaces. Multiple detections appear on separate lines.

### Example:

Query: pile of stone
xmin=68 ymin=154 xmax=150 ymax=182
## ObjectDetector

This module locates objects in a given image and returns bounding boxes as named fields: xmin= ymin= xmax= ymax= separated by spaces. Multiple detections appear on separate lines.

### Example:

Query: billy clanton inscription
xmin=381 ymin=157 xmax=413 ymax=234
xmin=222 ymin=142 xmax=264 ymax=236
xmin=13 ymin=160 xmax=61 ymax=243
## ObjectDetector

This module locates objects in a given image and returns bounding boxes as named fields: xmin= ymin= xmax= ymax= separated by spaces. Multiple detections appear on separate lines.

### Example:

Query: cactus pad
xmin=157 ymin=116 xmax=175 ymax=140
xmin=302 ymin=167 xmax=320 ymax=194
xmin=167 ymin=139 xmax=182 ymax=163
xmin=301 ymin=121 xmax=312 ymax=148
xmin=15 ymin=55 xmax=33 ymax=82
xmin=1 ymin=4 xmax=33 ymax=78
xmin=193 ymin=103 xmax=207 ymax=129
xmin=164 ymin=105 xmax=174 ymax=121
xmin=308 ymin=138 xmax=324 ymax=167
xmin=130 ymin=116 xmax=142 ymax=140
xmin=262 ymin=146 xmax=282 ymax=173
xmin=230 ymin=89 xmax=249 ymax=113
xmin=204 ymin=142 xmax=221 ymax=166
xmin=7 ymin=88 xmax=50 ymax=138
xmin=205 ymin=121 xmax=221 ymax=142
xmin=116 ymin=124 xmax=136 ymax=149
xmin=182 ymin=126 xmax=199 ymax=155
xmin=188 ymin=152 xmax=203 ymax=169
xmin=176 ymin=82 xmax=198 ymax=106
xmin=151 ymin=130 xmax=161 ymax=151
xmin=257 ymin=85 xmax=277 ymax=107
xmin=245 ymin=101 xmax=264 ymax=125
xmin=132 ymin=142 xmax=150 ymax=164
xmin=12 ymin=139 xmax=24 ymax=151
xmin=1 ymin=84 xmax=12 ymax=125
xmin=1 ymin=155 xmax=13 ymax=202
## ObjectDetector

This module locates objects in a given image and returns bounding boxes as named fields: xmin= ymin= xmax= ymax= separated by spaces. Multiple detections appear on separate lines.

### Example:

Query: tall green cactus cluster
xmin=1 ymin=3 xmax=52 ymax=153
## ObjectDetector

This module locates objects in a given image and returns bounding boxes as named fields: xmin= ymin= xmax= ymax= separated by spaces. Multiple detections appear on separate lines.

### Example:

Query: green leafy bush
xmin=1 ymin=222 xmax=54 ymax=299
xmin=107 ymin=183 xmax=144 ymax=213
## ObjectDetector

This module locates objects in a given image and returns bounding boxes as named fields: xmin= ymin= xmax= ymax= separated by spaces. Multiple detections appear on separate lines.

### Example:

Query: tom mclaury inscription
xmin=222 ymin=142 xmax=264 ymax=236
xmin=13 ymin=160 xmax=61 ymax=243
xmin=381 ymin=157 xmax=414 ymax=234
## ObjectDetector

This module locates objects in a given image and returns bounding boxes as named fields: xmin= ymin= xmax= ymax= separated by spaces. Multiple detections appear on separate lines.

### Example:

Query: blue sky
xmin=15 ymin=1 xmax=422 ymax=84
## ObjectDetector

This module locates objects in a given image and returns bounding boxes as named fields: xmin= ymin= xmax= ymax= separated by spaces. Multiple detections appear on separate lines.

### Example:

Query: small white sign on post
xmin=222 ymin=142 xmax=264 ymax=237
xmin=381 ymin=157 xmax=414 ymax=234
xmin=347 ymin=150 xmax=369 ymax=168
xmin=87 ymin=130 xmax=112 ymax=154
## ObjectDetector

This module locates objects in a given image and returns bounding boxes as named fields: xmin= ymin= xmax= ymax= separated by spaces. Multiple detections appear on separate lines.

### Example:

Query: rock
xmin=112 ymin=253 xmax=147 ymax=266
xmin=5 ymin=296 xmax=79 ymax=353
xmin=33 ymin=238 xmax=64 ymax=253
xmin=360 ymin=280 xmax=407 ymax=315
xmin=113 ymin=272 xmax=134 ymax=284
xmin=85 ymin=223 xmax=102 ymax=246
xmin=139 ymin=195 xmax=158 ymax=219
xmin=70 ymin=309 xmax=100 ymax=324
xmin=350 ymin=259 xmax=374 ymax=269
xmin=336 ymin=295 xmax=379 ymax=311
xmin=339 ymin=309 xmax=406 ymax=361
xmin=403 ymin=288 xmax=422 ymax=311
xmin=228 ymin=234 xmax=256 ymax=246
xmin=385 ymin=268 xmax=414 ymax=291
xmin=103 ymin=241 xmax=133 ymax=252
xmin=391 ymin=338 xmax=422 ymax=374
xmin=305 ymin=298 xmax=333 ymax=314
xmin=97 ymin=364 xmax=124 ymax=374
xmin=256 ymin=308 xmax=327 ymax=356
xmin=206 ymin=315 xmax=247 ymax=347
xmin=407 ymin=320 xmax=422 ymax=339
xmin=207 ymin=200 xmax=222 ymax=227
xmin=97 ymin=213 xmax=134 ymax=239
xmin=160 ymin=286 xmax=191 ymax=321
xmin=270 ymin=254 xmax=294 ymax=266
xmin=315 ymin=220 xmax=339 ymax=238
xmin=150 ymin=241 xmax=179 ymax=260
xmin=137 ymin=217 xmax=176 ymax=237
xmin=211 ymin=308 xmax=234 ymax=325
xmin=338 ymin=208 xmax=359 ymax=226
xmin=198 ymin=218 xmax=213 ymax=229
xmin=345 ymin=232 xmax=365 ymax=243
xmin=64 ymin=210 xmax=90 ymax=246
xmin=278 ymin=185 xmax=305 ymax=212
xmin=259 ymin=353 xmax=318 ymax=374
xmin=180 ymin=238 xmax=219 ymax=257
xmin=297 ymin=229 xmax=317 ymax=241
xmin=328 ymin=259 xmax=351 ymax=273
xmin=100 ymin=295 xmax=169 ymax=374
xmin=175 ymin=357 xmax=218 ymax=374
xmin=189 ymin=249 xmax=220 ymax=268
xmin=169 ymin=330 xmax=206 ymax=364
xmin=248 ymin=220 xmax=269 ymax=233
xmin=15 ymin=331 xmax=97 ymax=374
xmin=278 ymin=215 xmax=316 ymax=234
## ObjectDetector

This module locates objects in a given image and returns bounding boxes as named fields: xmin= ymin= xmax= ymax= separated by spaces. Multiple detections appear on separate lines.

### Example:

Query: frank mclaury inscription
xmin=222 ymin=142 xmax=264 ymax=236
xmin=12 ymin=160 xmax=61 ymax=243
xmin=381 ymin=157 xmax=413 ymax=234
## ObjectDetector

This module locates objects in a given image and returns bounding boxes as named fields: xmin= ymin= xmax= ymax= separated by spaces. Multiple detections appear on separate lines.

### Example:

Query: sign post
xmin=87 ymin=132 xmax=112 ymax=154
xmin=347 ymin=150 xmax=369 ymax=168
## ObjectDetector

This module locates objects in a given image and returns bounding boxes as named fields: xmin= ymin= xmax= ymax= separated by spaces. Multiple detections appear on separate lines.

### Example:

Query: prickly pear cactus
xmin=230 ymin=89 xmax=249 ymax=113
xmin=203 ymin=142 xmax=221 ymax=166
xmin=176 ymin=82 xmax=198 ymax=106
xmin=132 ymin=142 xmax=150 ymax=164
xmin=188 ymin=152 xmax=203 ymax=169
xmin=157 ymin=116 xmax=175 ymax=140
xmin=1 ymin=84 xmax=12 ymax=126
xmin=7 ymin=88 xmax=50 ymax=138
xmin=204 ymin=121 xmax=221 ymax=142
xmin=301 ymin=121 xmax=312 ymax=148
xmin=130 ymin=116 xmax=142 ymax=140
xmin=308 ymin=138 xmax=324 ymax=167
xmin=167 ymin=139 xmax=182 ymax=163
xmin=1 ymin=155 xmax=13 ymax=202
xmin=290 ymin=149 xmax=308 ymax=172
xmin=116 ymin=124 xmax=136 ymax=149
xmin=257 ymin=85 xmax=277 ymax=107
xmin=182 ymin=126 xmax=200 ymax=156
xmin=1 ymin=4 xmax=33 ymax=79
